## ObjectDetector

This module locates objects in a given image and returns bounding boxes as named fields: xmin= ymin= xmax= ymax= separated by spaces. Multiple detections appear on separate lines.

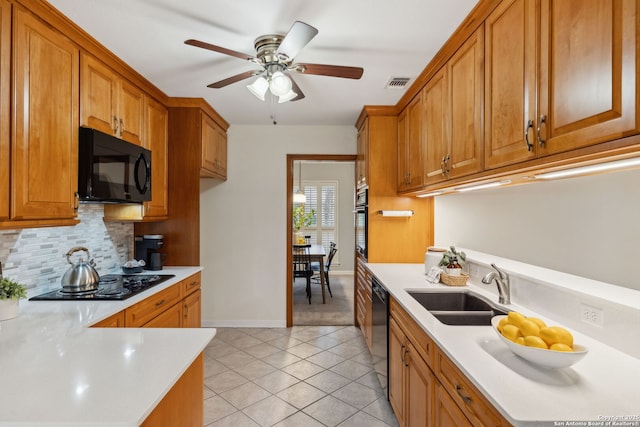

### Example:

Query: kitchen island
xmin=0 ymin=267 xmax=214 ymax=427
xmin=367 ymin=258 xmax=640 ymax=426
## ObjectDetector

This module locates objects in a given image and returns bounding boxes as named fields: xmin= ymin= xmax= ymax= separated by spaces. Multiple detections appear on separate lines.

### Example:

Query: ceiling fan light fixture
xmin=269 ymin=71 xmax=292 ymax=96
xmin=247 ymin=76 xmax=269 ymax=101
xmin=278 ymin=89 xmax=298 ymax=103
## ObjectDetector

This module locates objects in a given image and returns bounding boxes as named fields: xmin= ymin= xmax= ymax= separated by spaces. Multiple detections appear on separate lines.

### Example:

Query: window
xmin=294 ymin=180 xmax=339 ymax=263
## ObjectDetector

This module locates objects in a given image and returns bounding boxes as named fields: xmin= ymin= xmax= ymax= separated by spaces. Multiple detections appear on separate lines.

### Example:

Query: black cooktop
xmin=29 ymin=274 xmax=176 ymax=301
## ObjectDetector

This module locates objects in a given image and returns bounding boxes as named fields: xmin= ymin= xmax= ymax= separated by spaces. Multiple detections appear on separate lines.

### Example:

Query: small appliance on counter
xmin=134 ymin=235 xmax=165 ymax=271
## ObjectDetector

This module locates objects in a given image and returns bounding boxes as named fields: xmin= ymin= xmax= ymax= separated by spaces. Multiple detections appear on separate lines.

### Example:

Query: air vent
xmin=385 ymin=77 xmax=411 ymax=89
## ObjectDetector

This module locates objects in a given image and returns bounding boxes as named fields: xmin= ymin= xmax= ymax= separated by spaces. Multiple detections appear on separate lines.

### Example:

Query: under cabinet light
xmin=378 ymin=210 xmax=414 ymax=217
xmin=455 ymin=180 xmax=511 ymax=193
xmin=417 ymin=191 xmax=444 ymax=198
xmin=534 ymin=157 xmax=640 ymax=180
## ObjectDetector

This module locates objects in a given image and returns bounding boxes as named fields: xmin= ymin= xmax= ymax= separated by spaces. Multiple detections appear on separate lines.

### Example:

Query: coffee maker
xmin=134 ymin=235 xmax=164 ymax=271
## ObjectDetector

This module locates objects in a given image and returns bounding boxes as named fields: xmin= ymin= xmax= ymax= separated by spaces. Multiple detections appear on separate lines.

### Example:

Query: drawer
xmin=389 ymin=297 xmax=434 ymax=366
xmin=125 ymin=284 xmax=182 ymax=327
xmin=435 ymin=348 xmax=508 ymax=427
xmin=181 ymin=272 xmax=201 ymax=296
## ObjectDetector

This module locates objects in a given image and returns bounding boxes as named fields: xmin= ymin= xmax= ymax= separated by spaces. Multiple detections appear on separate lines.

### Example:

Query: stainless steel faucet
xmin=481 ymin=264 xmax=510 ymax=305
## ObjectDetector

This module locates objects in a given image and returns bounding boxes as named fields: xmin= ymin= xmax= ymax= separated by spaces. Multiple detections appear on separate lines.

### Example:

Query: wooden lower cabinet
xmin=355 ymin=255 xmax=372 ymax=351
xmin=141 ymin=353 xmax=204 ymax=427
xmin=91 ymin=311 xmax=125 ymax=328
xmin=389 ymin=296 xmax=511 ymax=427
xmin=143 ymin=300 xmax=182 ymax=327
xmin=182 ymin=289 xmax=201 ymax=328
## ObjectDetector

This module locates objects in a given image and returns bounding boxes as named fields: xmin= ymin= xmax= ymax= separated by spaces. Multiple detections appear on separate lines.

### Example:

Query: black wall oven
xmin=355 ymin=188 xmax=368 ymax=259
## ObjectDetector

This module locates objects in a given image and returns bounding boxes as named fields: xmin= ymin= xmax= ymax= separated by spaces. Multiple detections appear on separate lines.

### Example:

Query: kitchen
xmin=1 ymin=0 xmax=640 ymax=426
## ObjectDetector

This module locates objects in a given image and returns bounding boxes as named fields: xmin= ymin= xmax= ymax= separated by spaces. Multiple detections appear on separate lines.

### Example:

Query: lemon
xmin=550 ymin=343 xmax=574 ymax=352
xmin=501 ymin=324 xmax=522 ymax=342
xmin=507 ymin=311 xmax=526 ymax=328
xmin=519 ymin=319 xmax=541 ymax=337
xmin=523 ymin=336 xmax=548 ymax=349
xmin=515 ymin=336 xmax=525 ymax=346
xmin=539 ymin=326 xmax=574 ymax=347
xmin=528 ymin=317 xmax=547 ymax=329
xmin=497 ymin=317 xmax=510 ymax=333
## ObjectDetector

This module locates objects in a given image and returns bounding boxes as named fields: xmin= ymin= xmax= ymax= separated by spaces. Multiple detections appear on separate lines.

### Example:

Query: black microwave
xmin=78 ymin=127 xmax=151 ymax=203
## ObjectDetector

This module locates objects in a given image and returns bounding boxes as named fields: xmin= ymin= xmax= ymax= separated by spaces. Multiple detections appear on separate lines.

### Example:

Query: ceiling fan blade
xmin=185 ymin=39 xmax=255 ymax=61
xmin=288 ymin=75 xmax=305 ymax=102
xmin=207 ymin=70 xmax=261 ymax=88
xmin=276 ymin=21 xmax=318 ymax=60
xmin=293 ymin=63 xmax=364 ymax=79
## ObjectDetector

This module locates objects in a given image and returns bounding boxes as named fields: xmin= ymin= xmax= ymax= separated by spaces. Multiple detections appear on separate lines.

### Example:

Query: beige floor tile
xmin=281 ymin=360 xmax=325 ymax=380
xmin=204 ymin=385 xmax=216 ymax=400
xmin=330 ymin=359 xmax=372 ymax=381
xmin=243 ymin=342 xmax=283 ymax=359
xmin=268 ymin=335 xmax=305 ymax=350
xmin=215 ymin=350 xmax=258 ymax=370
xmin=276 ymin=381 xmax=327 ymax=409
xmin=304 ymin=370 xmax=352 ymax=394
xmin=244 ymin=328 xmax=289 ymax=341
xmin=354 ymin=370 xmax=383 ymax=391
xmin=329 ymin=342 xmax=369 ymax=359
xmin=226 ymin=334 xmax=264 ymax=349
xmin=204 ymin=370 xmax=248 ymax=394
xmin=208 ymin=410 xmax=260 ymax=427
xmin=233 ymin=359 xmax=276 ymax=380
xmin=306 ymin=350 xmax=346 ymax=369
xmin=243 ymin=395 xmax=298 ymax=427
xmin=286 ymin=342 xmax=325 ymax=359
xmin=331 ymin=381 xmax=381 ymax=409
xmin=203 ymin=395 xmax=237 ymax=424
xmin=338 ymin=410 xmax=391 ymax=427
xmin=306 ymin=335 xmax=342 ymax=350
xmin=303 ymin=395 xmax=359 ymax=427
xmin=260 ymin=350 xmax=302 ymax=369
xmin=204 ymin=356 xmax=229 ymax=378
xmin=252 ymin=370 xmax=300 ymax=394
xmin=219 ymin=382 xmax=271 ymax=409
xmin=272 ymin=411 xmax=326 ymax=427
xmin=363 ymin=397 xmax=400 ymax=427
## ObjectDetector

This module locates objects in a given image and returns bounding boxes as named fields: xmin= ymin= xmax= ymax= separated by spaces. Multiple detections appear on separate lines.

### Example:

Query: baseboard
xmin=201 ymin=319 xmax=287 ymax=328
xmin=327 ymin=271 xmax=354 ymax=276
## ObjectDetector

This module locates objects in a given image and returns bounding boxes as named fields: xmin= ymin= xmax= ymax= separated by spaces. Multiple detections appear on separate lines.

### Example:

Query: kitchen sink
xmin=407 ymin=290 xmax=507 ymax=326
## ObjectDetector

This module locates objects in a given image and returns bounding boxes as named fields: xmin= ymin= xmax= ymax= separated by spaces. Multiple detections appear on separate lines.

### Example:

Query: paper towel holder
xmin=378 ymin=210 xmax=414 ymax=217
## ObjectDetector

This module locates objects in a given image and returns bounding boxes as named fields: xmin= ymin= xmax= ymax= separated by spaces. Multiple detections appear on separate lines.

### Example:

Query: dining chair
xmin=293 ymin=244 xmax=314 ymax=304
xmin=311 ymin=242 xmax=337 ymax=298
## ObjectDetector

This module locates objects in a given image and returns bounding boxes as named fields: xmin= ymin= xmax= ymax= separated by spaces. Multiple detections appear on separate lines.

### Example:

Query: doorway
xmin=286 ymin=154 xmax=356 ymax=327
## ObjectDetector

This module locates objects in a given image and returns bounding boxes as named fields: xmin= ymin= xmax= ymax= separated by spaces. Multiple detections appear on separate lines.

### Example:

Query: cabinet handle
xmin=524 ymin=119 xmax=534 ymax=151
xmin=184 ymin=304 xmax=189 ymax=318
xmin=400 ymin=344 xmax=406 ymax=364
xmin=440 ymin=157 xmax=446 ymax=176
xmin=403 ymin=348 xmax=409 ymax=367
xmin=455 ymin=384 xmax=472 ymax=404
xmin=189 ymin=281 xmax=198 ymax=288
xmin=155 ymin=299 xmax=166 ymax=307
xmin=537 ymin=114 xmax=547 ymax=146
xmin=120 ymin=118 xmax=125 ymax=136
xmin=443 ymin=154 xmax=451 ymax=176
xmin=113 ymin=116 xmax=119 ymax=135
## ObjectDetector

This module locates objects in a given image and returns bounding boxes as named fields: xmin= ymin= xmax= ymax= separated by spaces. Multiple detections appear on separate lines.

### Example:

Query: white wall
xmin=295 ymin=161 xmax=355 ymax=272
xmin=200 ymin=125 xmax=356 ymax=327
xmin=434 ymin=168 xmax=640 ymax=291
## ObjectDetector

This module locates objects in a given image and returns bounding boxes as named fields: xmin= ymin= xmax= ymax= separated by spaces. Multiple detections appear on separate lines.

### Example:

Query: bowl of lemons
xmin=492 ymin=312 xmax=588 ymax=369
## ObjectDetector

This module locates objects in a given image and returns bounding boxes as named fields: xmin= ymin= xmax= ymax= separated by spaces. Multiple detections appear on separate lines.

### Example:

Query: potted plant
xmin=0 ymin=277 xmax=28 ymax=321
xmin=438 ymin=246 xmax=467 ymax=276
xmin=292 ymin=205 xmax=316 ymax=244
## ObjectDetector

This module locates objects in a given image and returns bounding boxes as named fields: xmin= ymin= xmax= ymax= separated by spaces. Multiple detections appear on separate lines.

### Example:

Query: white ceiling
xmin=48 ymin=0 xmax=478 ymax=126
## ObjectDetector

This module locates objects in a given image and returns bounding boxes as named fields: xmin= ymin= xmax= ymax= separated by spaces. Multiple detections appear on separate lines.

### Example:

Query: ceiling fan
xmin=185 ymin=21 xmax=364 ymax=103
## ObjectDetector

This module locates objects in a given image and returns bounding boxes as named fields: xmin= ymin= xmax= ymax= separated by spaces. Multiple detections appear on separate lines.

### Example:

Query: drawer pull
xmin=455 ymin=384 xmax=472 ymax=404
xmin=155 ymin=299 xmax=166 ymax=307
xmin=189 ymin=281 xmax=198 ymax=287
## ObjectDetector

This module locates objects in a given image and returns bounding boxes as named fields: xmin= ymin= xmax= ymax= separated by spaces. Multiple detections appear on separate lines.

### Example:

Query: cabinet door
xmin=92 ymin=311 xmax=125 ymax=328
xmin=538 ymin=0 xmax=639 ymax=155
xmin=0 ymin=0 xmax=10 ymax=220
xmin=434 ymin=383 xmax=472 ymax=427
xmin=12 ymin=7 xmax=79 ymax=220
xmin=484 ymin=0 xmax=537 ymax=169
xmin=80 ymin=53 xmax=119 ymax=136
xmin=398 ymin=94 xmax=425 ymax=191
xmin=356 ymin=119 xmax=368 ymax=188
xmin=201 ymin=113 xmax=220 ymax=177
xmin=183 ymin=289 xmax=201 ymax=328
xmin=448 ymin=27 xmax=484 ymax=178
xmin=143 ymin=302 xmax=182 ymax=328
xmin=424 ymin=67 xmax=449 ymax=185
xmin=118 ymin=79 xmax=145 ymax=145
xmin=406 ymin=341 xmax=434 ymax=427
xmin=213 ymin=123 xmax=227 ymax=178
xmin=388 ymin=317 xmax=406 ymax=426
xmin=143 ymin=96 xmax=169 ymax=219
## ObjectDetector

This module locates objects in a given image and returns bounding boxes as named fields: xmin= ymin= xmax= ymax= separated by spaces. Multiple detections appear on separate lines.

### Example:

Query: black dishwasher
xmin=371 ymin=276 xmax=389 ymax=399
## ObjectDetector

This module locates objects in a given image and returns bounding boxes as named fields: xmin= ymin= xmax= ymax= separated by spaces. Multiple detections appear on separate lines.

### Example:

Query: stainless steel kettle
xmin=61 ymin=247 xmax=100 ymax=293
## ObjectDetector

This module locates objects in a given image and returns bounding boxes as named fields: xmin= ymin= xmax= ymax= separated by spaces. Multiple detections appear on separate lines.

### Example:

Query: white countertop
xmin=0 ymin=267 xmax=216 ymax=427
xmin=367 ymin=263 xmax=640 ymax=427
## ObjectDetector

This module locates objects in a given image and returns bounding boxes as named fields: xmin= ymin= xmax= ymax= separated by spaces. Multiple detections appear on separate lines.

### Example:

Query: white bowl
xmin=491 ymin=315 xmax=588 ymax=369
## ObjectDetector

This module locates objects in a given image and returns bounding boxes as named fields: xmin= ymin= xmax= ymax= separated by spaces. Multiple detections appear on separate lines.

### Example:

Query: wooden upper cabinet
xmin=448 ymin=26 xmax=484 ymax=178
xmin=356 ymin=118 xmax=369 ymax=188
xmin=485 ymin=0 xmax=537 ymax=169
xmin=200 ymin=112 xmax=227 ymax=180
xmin=0 ymin=0 xmax=10 ymax=221
xmin=397 ymin=93 xmax=425 ymax=192
xmin=423 ymin=67 xmax=449 ymax=185
xmin=537 ymin=0 xmax=639 ymax=156
xmin=81 ymin=53 xmax=144 ymax=145
xmin=11 ymin=7 xmax=79 ymax=221
xmin=143 ymin=96 xmax=169 ymax=219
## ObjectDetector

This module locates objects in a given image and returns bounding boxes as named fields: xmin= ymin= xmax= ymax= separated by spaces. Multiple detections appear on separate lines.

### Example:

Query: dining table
xmin=294 ymin=243 xmax=327 ymax=303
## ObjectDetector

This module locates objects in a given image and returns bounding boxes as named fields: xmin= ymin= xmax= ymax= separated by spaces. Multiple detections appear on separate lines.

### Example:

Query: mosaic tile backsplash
xmin=0 ymin=204 xmax=133 ymax=296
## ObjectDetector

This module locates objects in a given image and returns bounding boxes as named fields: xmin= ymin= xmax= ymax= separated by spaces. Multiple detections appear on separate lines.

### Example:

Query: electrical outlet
xmin=469 ymin=264 xmax=479 ymax=277
xmin=580 ymin=303 xmax=604 ymax=328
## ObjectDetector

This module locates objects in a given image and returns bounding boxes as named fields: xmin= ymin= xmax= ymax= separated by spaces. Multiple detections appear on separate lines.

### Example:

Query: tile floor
xmin=203 ymin=325 xmax=399 ymax=427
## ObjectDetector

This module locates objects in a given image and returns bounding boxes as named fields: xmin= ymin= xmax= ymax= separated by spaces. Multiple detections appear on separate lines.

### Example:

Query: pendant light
xmin=293 ymin=161 xmax=306 ymax=203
